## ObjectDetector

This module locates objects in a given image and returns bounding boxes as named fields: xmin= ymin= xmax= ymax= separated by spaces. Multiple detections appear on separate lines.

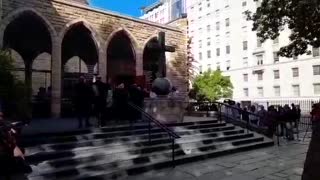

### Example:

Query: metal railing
xmin=128 ymin=102 xmax=181 ymax=167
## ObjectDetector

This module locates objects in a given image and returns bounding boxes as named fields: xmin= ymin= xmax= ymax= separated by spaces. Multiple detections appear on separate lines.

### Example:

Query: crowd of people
xmin=73 ymin=76 xmax=146 ymax=128
xmin=224 ymin=101 xmax=302 ymax=139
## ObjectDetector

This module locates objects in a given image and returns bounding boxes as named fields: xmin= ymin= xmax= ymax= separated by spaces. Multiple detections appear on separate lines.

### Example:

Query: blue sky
xmin=90 ymin=0 xmax=157 ymax=17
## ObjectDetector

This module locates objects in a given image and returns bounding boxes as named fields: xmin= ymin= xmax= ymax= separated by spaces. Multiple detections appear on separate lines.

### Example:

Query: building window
xmin=313 ymin=65 xmax=320 ymax=75
xmin=257 ymin=38 xmax=262 ymax=47
xmin=243 ymin=88 xmax=249 ymax=97
xmin=199 ymin=52 xmax=202 ymax=60
xmin=257 ymin=55 xmax=263 ymax=65
xmin=207 ymin=38 xmax=211 ymax=46
xmin=314 ymin=84 xmax=320 ymax=95
xmin=257 ymin=87 xmax=264 ymax=97
xmin=216 ymin=48 xmax=220 ymax=56
xmin=207 ymin=50 xmax=211 ymax=58
xmin=257 ymin=72 xmax=263 ymax=81
xmin=243 ymin=57 xmax=248 ymax=67
xmin=243 ymin=41 xmax=248 ymax=50
xmin=292 ymin=85 xmax=300 ymax=96
xmin=216 ymin=22 xmax=220 ymax=31
xmin=207 ymin=25 xmax=211 ymax=33
xmin=199 ymin=28 xmax=202 ymax=34
xmin=274 ymin=86 xmax=280 ymax=97
xmin=225 ymin=18 xmax=230 ymax=27
xmin=292 ymin=68 xmax=299 ymax=77
xmin=226 ymin=45 xmax=230 ymax=54
xmin=242 ymin=1 xmax=247 ymax=7
xmin=207 ymin=3 xmax=210 ymax=7
xmin=155 ymin=12 xmax=158 ymax=18
xmin=274 ymin=70 xmax=280 ymax=79
xmin=273 ymin=37 xmax=279 ymax=44
xmin=216 ymin=62 xmax=221 ymax=70
xmin=199 ymin=40 xmax=202 ymax=48
xmin=293 ymin=55 xmax=298 ymax=60
xmin=199 ymin=65 xmax=203 ymax=74
xmin=313 ymin=47 xmax=320 ymax=57
xmin=226 ymin=60 xmax=231 ymax=70
xmin=243 ymin=74 xmax=248 ymax=82
xmin=273 ymin=52 xmax=279 ymax=63
xmin=207 ymin=64 xmax=212 ymax=71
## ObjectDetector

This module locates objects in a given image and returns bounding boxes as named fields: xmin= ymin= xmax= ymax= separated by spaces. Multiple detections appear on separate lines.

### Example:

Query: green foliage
xmin=0 ymin=50 xmax=31 ymax=120
xmin=191 ymin=70 xmax=233 ymax=101
xmin=246 ymin=0 xmax=320 ymax=57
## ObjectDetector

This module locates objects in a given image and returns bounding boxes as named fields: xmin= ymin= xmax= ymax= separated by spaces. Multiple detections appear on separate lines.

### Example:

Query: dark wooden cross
xmin=147 ymin=31 xmax=176 ymax=78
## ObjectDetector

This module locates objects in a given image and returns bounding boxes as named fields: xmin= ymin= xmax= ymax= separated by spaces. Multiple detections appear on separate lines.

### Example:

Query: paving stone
xmin=216 ymin=162 xmax=237 ymax=168
xmin=272 ymin=172 xmax=288 ymax=178
xmin=244 ymin=167 xmax=279 ymax=178
xmin=265 ymin=174 xmax=287 ymax=180
xmin=220 ymin=174 xmax=256 ymax=180
xmin=238 ymin=162 xmax=267 ymax=171
xmin=178 ymin=163 xmax=218 ymax=177
xmin=198 ymin=170 xmax=231 ymax=180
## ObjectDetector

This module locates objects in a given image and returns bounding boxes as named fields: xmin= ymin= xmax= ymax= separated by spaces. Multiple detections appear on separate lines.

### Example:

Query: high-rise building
xmin=141 ymin=0 xmax=187 ymax=24
xmin=188 ymin=0 xmax=320 ymax=103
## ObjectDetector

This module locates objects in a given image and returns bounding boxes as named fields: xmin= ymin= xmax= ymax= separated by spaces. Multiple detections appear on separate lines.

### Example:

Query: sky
xmin=90 ymin=0 xmax=158 ymax=17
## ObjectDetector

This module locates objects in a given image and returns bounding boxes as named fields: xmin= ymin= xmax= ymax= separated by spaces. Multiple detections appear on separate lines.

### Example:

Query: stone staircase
xmin=22 ymin=119 xmax=274 ymax=180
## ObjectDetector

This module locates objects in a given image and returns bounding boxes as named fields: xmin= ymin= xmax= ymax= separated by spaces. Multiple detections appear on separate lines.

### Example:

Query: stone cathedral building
xmin=0 ymin=0 xmax=188 ymax=117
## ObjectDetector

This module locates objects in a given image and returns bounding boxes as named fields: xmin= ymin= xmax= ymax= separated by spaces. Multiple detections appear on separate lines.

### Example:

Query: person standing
xmin=74 ymin=76 xmax=93 ymax=128
xmin=302 ymin=102 xmax=320 ymax=180
xmin=92 ymin=76 xmax=108 ymax=127
xmin=113 ymin=83 xmax=128 ymax=122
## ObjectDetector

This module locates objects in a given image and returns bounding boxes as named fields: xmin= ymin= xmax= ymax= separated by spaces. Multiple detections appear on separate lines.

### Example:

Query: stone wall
xmin=0 ymin=0 xmax=188 ymax=116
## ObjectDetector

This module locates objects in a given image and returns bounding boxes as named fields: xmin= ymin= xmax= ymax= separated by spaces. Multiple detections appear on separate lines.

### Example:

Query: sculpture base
xmin=144 ymin=97 xmax=187 ymax=124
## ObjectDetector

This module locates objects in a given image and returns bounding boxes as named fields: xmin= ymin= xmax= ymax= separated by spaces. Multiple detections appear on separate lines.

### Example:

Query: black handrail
xmin=128 ymin=102 xmax=181 ymax=167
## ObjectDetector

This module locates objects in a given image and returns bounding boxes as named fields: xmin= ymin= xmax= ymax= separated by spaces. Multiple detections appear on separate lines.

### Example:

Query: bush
xmin=0 ymin=50 xmax=31 ymax=121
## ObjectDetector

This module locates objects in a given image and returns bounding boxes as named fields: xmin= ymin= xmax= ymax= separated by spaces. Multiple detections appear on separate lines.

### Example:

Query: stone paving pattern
xmin=124 ymin=139 xmax=309 ymax=180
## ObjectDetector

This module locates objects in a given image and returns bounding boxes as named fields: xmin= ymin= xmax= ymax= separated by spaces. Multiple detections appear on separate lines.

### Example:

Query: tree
xmin=0 ymin=50 xmax=30 ymax=121
xmin=191 ymin=70 xmax=233 ymax=101
xmin=246 ymin=0 xmax=320 ymax=57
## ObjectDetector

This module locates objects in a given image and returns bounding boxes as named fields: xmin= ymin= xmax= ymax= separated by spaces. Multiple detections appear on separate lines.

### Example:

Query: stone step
xmin=26 ymin=129 xmax=249 ymax=164
xmin=22 ymin=121 xmax=225 ymax=147
xmin=25 ymin=125 xmax=238 ymax=154
xmin=28 ymin=136 xmax=272 ymax=180
xmin=23 ymin=119 xmax=219 ymax=138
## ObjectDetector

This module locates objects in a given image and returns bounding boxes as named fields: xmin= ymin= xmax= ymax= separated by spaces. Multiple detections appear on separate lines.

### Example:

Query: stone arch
xmin=0 ymin=7 xmax=57 ymax=49
xmin=59 ymin=18 xmax=102 ymax=51
xmin=105 ymin=27 xmax=139 ymax=54
xmin=106 ymin=28 xmax=138 ymax=86
xmin=142 ymin=34 xmax=159 ymax=51
xmin=142 ymin=34 xmax=162 ymax=89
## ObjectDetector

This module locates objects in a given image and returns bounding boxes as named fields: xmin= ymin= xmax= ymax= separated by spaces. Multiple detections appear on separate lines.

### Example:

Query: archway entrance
xmin=143 ymin=37 xmax=161 ymax=90
xmin=107 ymin=31 xmax=136 ymax=87
xmin=61 ymin=22 xmax=98 ymax=115
xmin=3 ymin=11 xmax=53 ymax=117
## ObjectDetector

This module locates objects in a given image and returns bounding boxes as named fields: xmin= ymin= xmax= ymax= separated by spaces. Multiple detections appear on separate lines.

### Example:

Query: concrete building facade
xmin=187 ymin=0 xmax=320 ymax=105
xmin=0 ymin=0 xmax=188 ymax=117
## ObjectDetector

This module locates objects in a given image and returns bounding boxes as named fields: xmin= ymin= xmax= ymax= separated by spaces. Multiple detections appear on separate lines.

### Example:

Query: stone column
xmin=136 ymin=48 xmax=143 ymax=76
xmin=51 ymin=37 xmax=62 ymax=118
xmin=98 ymin=50 xmax=107 ymax=82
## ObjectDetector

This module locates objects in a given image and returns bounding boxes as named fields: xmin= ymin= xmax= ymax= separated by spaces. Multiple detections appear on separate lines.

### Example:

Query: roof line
xmin=52 ymin=0 xmax=182 ymax=32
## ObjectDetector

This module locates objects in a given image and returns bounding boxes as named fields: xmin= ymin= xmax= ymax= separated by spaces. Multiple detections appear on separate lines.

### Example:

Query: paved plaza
xmin=124 ymin=138 xmax=309 ymax=180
